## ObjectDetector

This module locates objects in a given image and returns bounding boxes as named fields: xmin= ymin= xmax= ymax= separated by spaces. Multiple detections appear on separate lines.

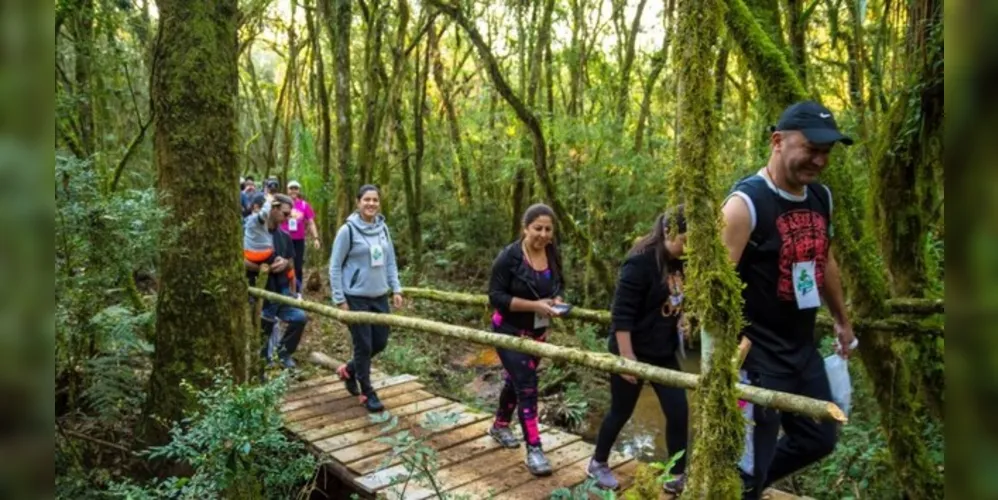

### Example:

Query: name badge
xmin=370 ymin=244 xmax=385 ymax=267
xmin=534 ymin=314 xmax=550 ymax=329
xmin=792 ymin=260 xmax=821 ymax=309
xmin=288 ymin=218 xmax=299 ymax=232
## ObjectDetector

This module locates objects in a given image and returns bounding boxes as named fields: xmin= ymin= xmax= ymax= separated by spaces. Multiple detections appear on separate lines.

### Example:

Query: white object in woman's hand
xmin=534 ymin=299 xmax=559 ymax=317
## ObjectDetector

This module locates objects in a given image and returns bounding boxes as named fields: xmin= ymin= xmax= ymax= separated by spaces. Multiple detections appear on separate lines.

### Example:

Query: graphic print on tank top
xmin=775 ymin=208 xmax=829 ymax=303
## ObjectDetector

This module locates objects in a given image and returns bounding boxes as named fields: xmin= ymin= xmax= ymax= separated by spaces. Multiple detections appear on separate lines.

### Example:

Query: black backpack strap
xmin=340 ymin=223 xmax=355 ymax=268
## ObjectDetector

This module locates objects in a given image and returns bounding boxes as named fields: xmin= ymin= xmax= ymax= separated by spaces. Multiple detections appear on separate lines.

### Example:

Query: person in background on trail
xmin=587 ymin=206 xmax=690 ymax=494
xmin=282 ymin=180 xmax=320 ymax=296
xmin=721 ymin=101 xmax=856 ymax=500
xmin=263 ymin=177 xmax=280 ymax=203
xmin=245 ymin=193 xmax=308 ymax=370
xmin=244 ymin=193 xmax=297 ymax=294
xmin=240 ymin=175 xmax=256 ymax=217
xmin=328 ymin=185 xmax=404 ymax=413
xmin=486 ymin=203 xmax=567 ymax=477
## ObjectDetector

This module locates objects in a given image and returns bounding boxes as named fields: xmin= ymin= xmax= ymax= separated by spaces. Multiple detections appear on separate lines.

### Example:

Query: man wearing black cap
xmin=720 ymin=101 xmax=856 ymax=499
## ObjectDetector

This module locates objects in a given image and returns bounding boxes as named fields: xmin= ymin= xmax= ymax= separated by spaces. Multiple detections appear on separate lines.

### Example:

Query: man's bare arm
xmin=721 ymin=195 xmax=752 ymax=265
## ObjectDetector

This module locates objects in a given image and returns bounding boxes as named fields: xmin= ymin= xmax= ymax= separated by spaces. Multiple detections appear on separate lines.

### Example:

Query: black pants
xmin=593 ymin=354 xmax=688 ymax=474
xmin=494 ymin=328 xmax=547 ymax=447
xmin=345 ymin=295 xmax=391 ymax=395
xmin=292 ymin=238 xmax=306 ymax=290
xmin=740 ymin=352 xmax=837 ymax=499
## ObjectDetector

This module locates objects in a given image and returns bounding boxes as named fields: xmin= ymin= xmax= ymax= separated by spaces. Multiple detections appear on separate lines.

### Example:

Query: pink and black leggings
xmin=492 ymin=319 xmax=547 ymax=447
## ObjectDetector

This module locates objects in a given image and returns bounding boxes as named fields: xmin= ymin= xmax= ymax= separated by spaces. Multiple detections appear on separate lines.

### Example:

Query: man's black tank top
xmin=729 ymin=172 xmax=832 ymax=375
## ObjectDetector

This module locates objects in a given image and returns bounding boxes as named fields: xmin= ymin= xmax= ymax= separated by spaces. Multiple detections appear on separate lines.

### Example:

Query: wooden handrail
xmin=401 ymin=287 xmax=944 ymax=337
xmin=248 ymin=287 xmax=845 ymax=422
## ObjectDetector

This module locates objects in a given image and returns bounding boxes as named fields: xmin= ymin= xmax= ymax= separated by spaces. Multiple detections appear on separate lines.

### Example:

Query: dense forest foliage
xmin=55 ymin=0 xmax=944 ymax=497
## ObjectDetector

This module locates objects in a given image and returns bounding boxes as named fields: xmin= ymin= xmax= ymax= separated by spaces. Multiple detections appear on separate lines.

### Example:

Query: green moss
xmin=672 ymin=0 xmax=745 ymax=496
xmin=723 ymin=0 xmax=808 ymax=119
xmin=141 ymin=0 xmax=250 ymax=446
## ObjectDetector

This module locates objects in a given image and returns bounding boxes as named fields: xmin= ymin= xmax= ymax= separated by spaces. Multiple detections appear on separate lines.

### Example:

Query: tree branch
xmin=251 ymin=288 xmax=845 ymax=422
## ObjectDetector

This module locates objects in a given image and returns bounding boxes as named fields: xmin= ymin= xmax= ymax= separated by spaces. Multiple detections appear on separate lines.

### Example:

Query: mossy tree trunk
xmin=870 ymin=0 xmax=944 ymax=422
xmin=142 ymin=0 xmax=248 ymax=445
xmin=429 ymin=24 xmax=472 ymax=207
xmin=633 ymin=0 xmax=675 ymax=153
xmin=723 ymin=0 xmax=807 ymax=121
xmin=673 ymin=0 xmax=746 ymax=496
xmin=307 ymin=0 xmax=335 ymax=252
xmin=723 ymin=2 xmax=943 ymax=495
xmin=324 ymin=0 xmax=354 ymax=223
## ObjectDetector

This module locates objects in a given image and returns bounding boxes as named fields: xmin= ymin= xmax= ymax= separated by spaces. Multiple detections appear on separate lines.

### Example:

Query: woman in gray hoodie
xmin=329 ymin=185 xmax=404 ymax=412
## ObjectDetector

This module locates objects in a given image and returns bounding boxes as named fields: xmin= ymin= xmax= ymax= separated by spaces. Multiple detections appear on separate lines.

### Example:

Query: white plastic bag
xmin=824 ymin=353 xmax=852 ymax=418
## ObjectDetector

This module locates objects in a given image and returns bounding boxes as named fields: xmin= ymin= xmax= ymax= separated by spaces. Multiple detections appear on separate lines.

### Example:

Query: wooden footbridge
xmin=249 ymin=287 xmax=852 ymax=499
xmin=282 ymin=354 xmax=809 ymax=499
xmin=283 ymin=355 xmax=641 ymax=499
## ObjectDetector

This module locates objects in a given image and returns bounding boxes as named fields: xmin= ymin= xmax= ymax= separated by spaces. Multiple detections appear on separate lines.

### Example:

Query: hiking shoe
xmin=525 ymin=445 xmax=553 ymax=477
xmin=279 ymin=355 xmax=297 ymax=369
xmin=586 ymin=458 xmax=619 ymax=490
xmin=488 ymin=425 xmax=520 ymax=449
xmin=362 ymin=392 xmax=384 ymax=412
xmin=663 ymin=473 xmax=687 ymax=495
xmin=337 ymin=364 xmax=360 ymax=396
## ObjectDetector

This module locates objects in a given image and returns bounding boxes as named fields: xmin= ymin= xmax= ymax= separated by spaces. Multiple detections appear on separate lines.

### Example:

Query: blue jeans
xmin=260 ymin=287 xmax=308 ymax=366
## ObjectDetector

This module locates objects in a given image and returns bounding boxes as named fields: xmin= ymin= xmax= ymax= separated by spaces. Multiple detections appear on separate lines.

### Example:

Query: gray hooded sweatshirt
xmin=328 ymin=212 xmax=402 ymax=304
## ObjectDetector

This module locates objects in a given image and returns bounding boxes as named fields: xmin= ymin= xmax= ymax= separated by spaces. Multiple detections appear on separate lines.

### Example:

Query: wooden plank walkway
xmin=282 ymin=361 xmax=637 ymax=499
xmin=282 ymin=360 xmax=810 ymax=499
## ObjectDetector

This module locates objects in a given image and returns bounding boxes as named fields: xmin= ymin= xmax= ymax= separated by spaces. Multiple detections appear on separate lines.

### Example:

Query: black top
xmin=248 ymin=226 xmax=295 ymax=292
xmin=732 ymin=174 xmax=832 ymax=375
xmin=607 ymin=248 xmax=684 ymax=360
xmin=488 ymin=241 xmax=564 ymax=334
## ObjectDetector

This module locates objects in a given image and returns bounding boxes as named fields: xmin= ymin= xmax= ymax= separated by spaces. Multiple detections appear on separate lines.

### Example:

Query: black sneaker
xmin=337 ymin=364 xmax=360 ymax=396
xmin=362 ymin=392 xmax=384 ymax=412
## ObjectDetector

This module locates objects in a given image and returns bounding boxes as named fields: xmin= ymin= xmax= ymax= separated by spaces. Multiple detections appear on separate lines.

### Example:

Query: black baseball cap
xmin=773 ymin=101 xmax=854 ymax=146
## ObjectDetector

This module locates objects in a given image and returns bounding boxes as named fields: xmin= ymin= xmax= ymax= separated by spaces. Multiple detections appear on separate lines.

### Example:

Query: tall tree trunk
xmin=408 ymin=33 xmax=430 ymax=276
xmin=282 ymin=9 xmax=300 ymax=185
xmin=307 ymin=0 xmax=334 ymax=250
xmin=357 ymin=0 xmax=385 ymax=185
xmin=428 ymin=0 xmax=612 ymax=288
xmin=786 ymin=0 xmax=807 ymax=86
xmin=634 ymin=0 xmax=676 ymax=152
xmin=613 ymin=0 xmax=649 ymax=127
xmin=71 ymin=0 xmax=95 ymax=157
xmin=871 ymin=0 xmax=944 ymax=423
xmin=724 ymin=0 xmax=806 ymax=121
xmin=142 ymin=0 xmax=248 ymax=445
xmin=326 ymin=0 xmax=354 ymax=223
xmin=672 ymin=0 xmax=745 ymax=496
xmin=715 ymin=37 xmax=731 ymax=110
xmin=567 ymin=0 xmax=584 ymax=118
xmin=429 ymin=24 xmax=472 ymax=206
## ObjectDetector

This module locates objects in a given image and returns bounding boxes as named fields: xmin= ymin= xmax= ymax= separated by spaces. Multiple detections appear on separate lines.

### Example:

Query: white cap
xmin=288 ymin=180 xmax=301 ymax=189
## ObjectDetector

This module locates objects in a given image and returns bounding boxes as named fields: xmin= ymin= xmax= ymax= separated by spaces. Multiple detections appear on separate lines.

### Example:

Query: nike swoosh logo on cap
xmin=819 ymin=112 xmax=831 ymax=118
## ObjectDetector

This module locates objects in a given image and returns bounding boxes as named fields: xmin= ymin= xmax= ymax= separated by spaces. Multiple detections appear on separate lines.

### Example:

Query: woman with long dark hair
xmin=586 ymin=206 xmax=690 ymax=494
xmin=486 ymin=203 xmax=566 ymax=477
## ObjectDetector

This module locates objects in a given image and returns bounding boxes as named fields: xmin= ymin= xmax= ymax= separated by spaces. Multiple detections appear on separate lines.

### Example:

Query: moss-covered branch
xmin=402 ymin=287 xmax=611 ymax=324
xmin=402 ymin=287 xmax=944 ymax=336
xmin=249 ymin=288 xmax=844 ymax=422
xmin=723 ymin=0 xmax=808 ymax=118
